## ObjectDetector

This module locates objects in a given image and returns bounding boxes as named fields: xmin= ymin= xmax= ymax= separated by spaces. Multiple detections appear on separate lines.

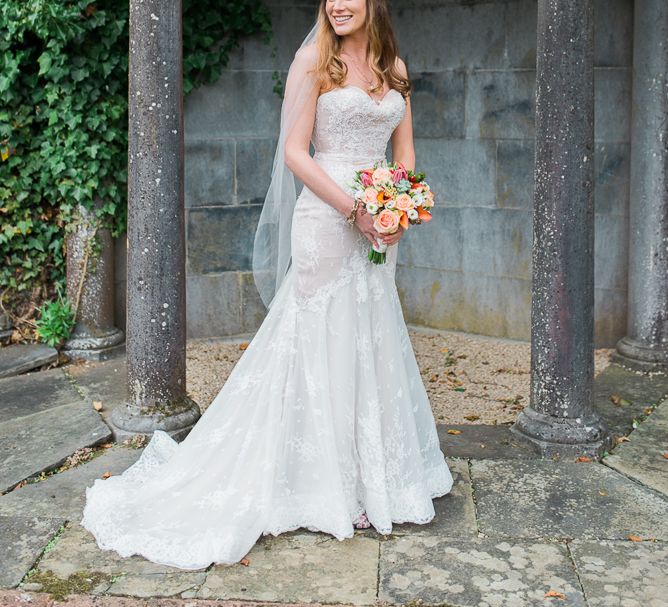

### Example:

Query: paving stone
xmin=36 ymin=523 xmax=186 ymax=578
xmin=0 ymin=403 xmax=111 ymax=493
xmin=471 ymin=459 xmax=668 ymax=541
xmin=0 ymin=447 xmax=141 ymax=520
xmin=379 ymin=535 xmax=585 ymax=606
xmin=107 ymin=572 xmax=206 ymax=599
xmin=570 ymin=539 xmax=668 ymax=607
xmin=0 ymin=515 xmax=64 ymax=588
xmin=603 ymin=399 xmax=668 ymax=498
xmin=391 ymin=458 xmax=477 ymax=539
xmin=437 ymin=424 xmax=540 ymax=460
xmin=63 ymin=358 xmax=128 ymax=419
xmin=0 ymin=368 xmax=79 ymax=424
xmin=197 ymin=532 xmax=378 ymax=604
xmin=593 ymin=363 xmax=668 ymax=436
xmin=0 ymin=344 xmax=58 ymax=379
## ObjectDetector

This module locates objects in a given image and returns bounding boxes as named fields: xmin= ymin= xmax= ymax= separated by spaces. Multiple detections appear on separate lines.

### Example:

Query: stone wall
xmin=114 ymin=0 xmax=633 ymax=347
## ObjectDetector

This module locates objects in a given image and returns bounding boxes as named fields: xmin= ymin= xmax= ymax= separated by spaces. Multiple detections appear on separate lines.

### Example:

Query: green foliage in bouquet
xmin=0 ymin=0 xmax=272 ymax=335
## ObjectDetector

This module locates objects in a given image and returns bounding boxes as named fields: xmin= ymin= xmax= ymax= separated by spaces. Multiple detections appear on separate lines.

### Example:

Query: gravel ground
xmin=186 ymin=327 xmax=614 ymax=426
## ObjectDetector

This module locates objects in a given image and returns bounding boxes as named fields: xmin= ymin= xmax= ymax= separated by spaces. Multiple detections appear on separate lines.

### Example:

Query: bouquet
xmin=349 ymin=160 xmax=435 ymax=264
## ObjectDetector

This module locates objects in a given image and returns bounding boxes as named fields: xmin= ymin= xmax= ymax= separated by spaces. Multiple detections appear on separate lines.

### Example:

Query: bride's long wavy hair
xmin=314 ymin=0 xmax=412 ymax=98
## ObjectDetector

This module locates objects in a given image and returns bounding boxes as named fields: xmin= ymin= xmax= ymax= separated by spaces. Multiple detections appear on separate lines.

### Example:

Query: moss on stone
xmin=28 ymin=569 xmax=112 ymax=601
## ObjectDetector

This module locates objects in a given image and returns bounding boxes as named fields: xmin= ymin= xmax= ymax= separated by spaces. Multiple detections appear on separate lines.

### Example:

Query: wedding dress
xmin=80 ymin=83 xmax=454 ymax=570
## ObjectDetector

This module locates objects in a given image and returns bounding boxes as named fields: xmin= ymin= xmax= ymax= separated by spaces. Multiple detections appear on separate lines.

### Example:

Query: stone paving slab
xmin=0 ymin=447 xmax=142 ymax=520
xmin=197 ymin=532 xmax=378 ymax=604
xmin=603 ymin=399 xmax=668 ymax=498
xmin=0 ymin=368 xmax=80 ymax=424
xmin=34 ymin=523 xmax=189 ymax=579
xmin=593 ymin=363 xmax=668 ymax=436
xmin=379 ymin=535 xmax=585 ymax=606
xmin=0 ymin=403 xmax=112 ymax=493
xmin=471 ymin=459 xmax=668 ymax=541
xmin=437 ymin=424 xmax=540 ymax=459
xmin=570 ymin=539 xmax=668 ymax=607
xmin=107 ymin=572 xmax=207 ymax=599
xmin=391 ymin=458 xmax=478 ymax=538
xmin=64 ymin=358 xmax=128 ymax=420
xmin=0 ymin=344 xmax=58 ymax=379
xmin=0 ymin=515 xmax=64 ymax=588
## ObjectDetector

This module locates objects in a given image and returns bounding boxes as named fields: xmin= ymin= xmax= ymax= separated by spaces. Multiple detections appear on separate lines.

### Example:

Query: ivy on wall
xmin=0 ymin=0 xmax=272 ymax=339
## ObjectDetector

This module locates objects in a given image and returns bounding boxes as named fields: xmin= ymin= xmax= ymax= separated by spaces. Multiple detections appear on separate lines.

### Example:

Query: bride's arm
xmin=284 ymin=46 xmax=381 ymax=245
xmin=390 ymin=57 xmax=415 ymax=172
xmin=283 ymin=47 xmax=355 ymax=218
xmin=383 ymin=57 xmax=415 ymax=246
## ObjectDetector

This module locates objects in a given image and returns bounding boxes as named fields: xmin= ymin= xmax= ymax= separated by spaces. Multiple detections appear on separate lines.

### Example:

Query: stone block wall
xmin=113 ymin=0 xmax=633 ymax=347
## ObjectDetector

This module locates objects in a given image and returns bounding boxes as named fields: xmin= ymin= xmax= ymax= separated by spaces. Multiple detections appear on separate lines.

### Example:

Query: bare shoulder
xmin=394 ymin=56 xmax=408 ymax=78
xmin=294 ymin=43 xmax=319 ymax=68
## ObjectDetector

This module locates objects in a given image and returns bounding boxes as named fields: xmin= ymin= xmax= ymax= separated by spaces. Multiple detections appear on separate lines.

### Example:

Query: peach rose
xmin=363 ymin=187 xmax=379 ymax=203
xmin=372 ymin=167 xmax=393 ymax=186
xmin=395 ymin=193 xmax=414 ymax=211
xmin=373 ymin=209 xmax=400 ymax=234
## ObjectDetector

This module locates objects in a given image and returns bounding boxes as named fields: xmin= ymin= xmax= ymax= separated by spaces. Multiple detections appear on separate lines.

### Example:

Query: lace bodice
xmin=312 ymin=85 xmax=406 ymax=161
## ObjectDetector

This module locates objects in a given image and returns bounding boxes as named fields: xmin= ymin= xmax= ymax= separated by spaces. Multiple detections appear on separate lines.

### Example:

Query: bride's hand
xmin=353 ymin=206 xmax=382 ymax=245
xmin=381 ymin=225 xmax=406 ymax=246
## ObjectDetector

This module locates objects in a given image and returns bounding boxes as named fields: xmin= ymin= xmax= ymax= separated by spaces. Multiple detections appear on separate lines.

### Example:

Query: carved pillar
xmin=510 ymin=0 xmax=611 ymax=458
xmin=63 ymin=201 xmax=125 ymax=361
xmin=109 ymin=0 xmax=200 ymax=442
xmin=614 ymin=0 xmax=668 ymax=372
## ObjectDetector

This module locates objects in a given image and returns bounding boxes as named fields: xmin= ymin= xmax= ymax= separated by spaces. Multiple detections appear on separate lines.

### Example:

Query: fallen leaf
xmin=545 ymin=589 xmax=566 ymax=599
xmin=239 ymin=342 xmax=249 ymax=351
xmin=464 ymin=414 xmax=480 ymax=421
xmin=627 ymin=534 xmax=643 ymax=542
xmin=663 ymin=452 xmax=668 ymax=459
xmin=575 ymin=456 xmax=592 ymax=463
xmin=615 ymin=436 xmax=630 ymax=444
xmin=101 ymin=472 xmax=112 ymax=480
xmin=610 ymin=394 xmax=622 ymax=406
xmin=598 ymin=489 xmax=608 ymax=496
xmin=92 ymin=400 xmax=103 ymax=411
xmin=239 ymin=558 xmax=250 ymax=566
xmin=429 ymin=374 xmax=439 ymax=383
xmin=447 ymin=429 xmax=462 ymax=435
xmin=100 ymin=443 xmax=114 ymax=449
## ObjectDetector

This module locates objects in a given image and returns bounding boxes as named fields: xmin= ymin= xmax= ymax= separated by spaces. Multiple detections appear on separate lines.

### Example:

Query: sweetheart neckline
xmin=318 ymin=85 xmax=403 ymax=106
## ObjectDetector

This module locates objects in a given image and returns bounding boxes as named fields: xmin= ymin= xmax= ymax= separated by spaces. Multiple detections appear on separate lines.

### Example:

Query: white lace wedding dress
xmin=81 ymin=84 xmax=454 ymax=570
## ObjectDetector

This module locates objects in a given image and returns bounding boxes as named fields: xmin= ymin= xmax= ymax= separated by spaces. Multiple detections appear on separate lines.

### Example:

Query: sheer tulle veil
xmin=252 ymin=22 xmax=320 ymax=309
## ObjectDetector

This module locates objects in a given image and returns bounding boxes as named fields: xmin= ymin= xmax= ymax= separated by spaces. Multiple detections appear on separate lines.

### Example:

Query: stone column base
xmin=613 ymin=336 xmax=668 ymax=373
xmin=510 ymin=406 xmax=613 ymax=459
xmin=62 ymin=327 xmax=126 ymax=362
xmin=108 ymin=397 xmax=201 ymax=443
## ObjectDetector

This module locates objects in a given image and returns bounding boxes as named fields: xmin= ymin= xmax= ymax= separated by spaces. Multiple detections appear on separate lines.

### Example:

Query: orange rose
xmin=395 ymin=193 xmax=413 ymax=211
xmin=373 ymin=209 xmax=400 ymax=234
xmin=363 ymin=187 xmax=379 ymax=203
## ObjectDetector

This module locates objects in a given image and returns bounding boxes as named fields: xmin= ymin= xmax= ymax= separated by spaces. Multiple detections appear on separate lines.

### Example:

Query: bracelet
xmin=346 ymin=197 xmax=361 ymax=227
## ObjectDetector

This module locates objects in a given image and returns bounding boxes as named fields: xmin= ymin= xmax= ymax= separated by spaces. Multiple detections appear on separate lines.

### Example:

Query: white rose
xmin=407 ymin=208 xmax=418 ymax=220
xmin=385 ymin=198 xmax=396 ymax=210
xmin=366 ymin=203 xmax=380 ymax=215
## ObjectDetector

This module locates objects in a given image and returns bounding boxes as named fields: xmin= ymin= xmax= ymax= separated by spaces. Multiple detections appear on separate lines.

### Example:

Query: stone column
xmin=510 ymin=0 xmax=610 ymax=458
xmin=63 ymin=201 xmax=125 ymax=361
xmin=614 ymin=0 xmax=668 ymax=373
xmin=109 ymin=0 xmax=200 ymax=442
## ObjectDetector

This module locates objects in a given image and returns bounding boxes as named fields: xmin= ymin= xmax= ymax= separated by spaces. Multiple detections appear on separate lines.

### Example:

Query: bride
xmin=81 ymin=0 xmax=454 ymax=570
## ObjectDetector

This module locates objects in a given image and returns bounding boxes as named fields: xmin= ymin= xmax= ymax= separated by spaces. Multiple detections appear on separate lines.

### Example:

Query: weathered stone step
xmin=0 ymin=343 xmax=58 ymax=379
xmin=0 ymin=402 xmax=112 ymax=493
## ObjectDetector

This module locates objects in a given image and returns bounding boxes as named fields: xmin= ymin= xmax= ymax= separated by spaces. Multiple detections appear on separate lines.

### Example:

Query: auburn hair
xmin=313 ymin=0 xmax=412 ymax=98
